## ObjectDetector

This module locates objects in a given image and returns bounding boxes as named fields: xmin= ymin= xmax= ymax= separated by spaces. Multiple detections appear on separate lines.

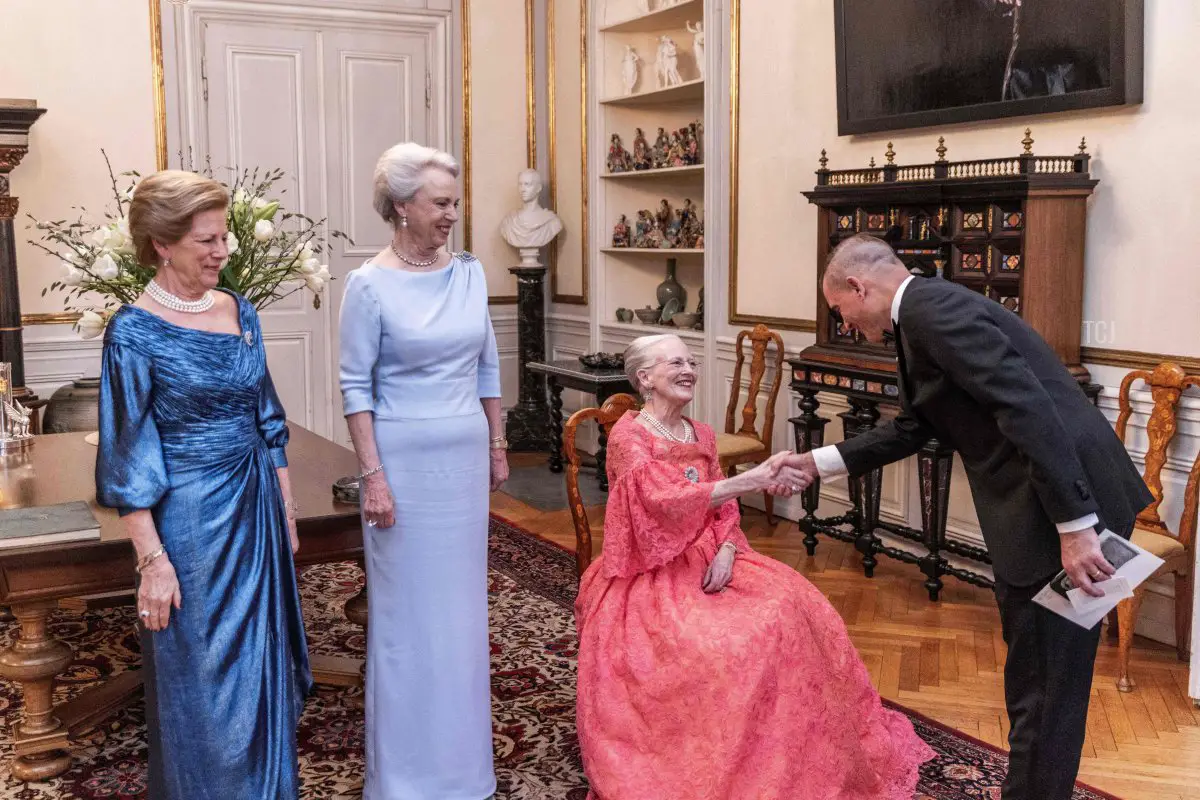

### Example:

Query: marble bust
xmin=500 ymin=169 xmax=563 ymax=267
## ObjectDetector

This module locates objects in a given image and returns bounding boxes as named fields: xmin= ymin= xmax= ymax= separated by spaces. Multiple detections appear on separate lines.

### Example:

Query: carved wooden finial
xmin=885 ymin=142 xmax=896 ymax=164
xmin=1078 ymin=136 xmax=1088 ymax=154
xmin=869 ymin=157 xmax=876 ymax=168
xmin=819 ymin=149 xmax=829 ymax=170
xmin=1022 ymin=128 xmax=1034 ymax=155
xmin=936 ymin=136 xmax=948 ymax=162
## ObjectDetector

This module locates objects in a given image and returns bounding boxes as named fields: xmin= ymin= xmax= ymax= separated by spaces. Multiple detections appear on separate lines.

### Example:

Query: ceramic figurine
xmin=632 ymin=127 xmax=652 ymax=170
xmin=607 ymin=133 xmax=633 ymax=173
xmin=634 ymin=210 xmax=654 ymax=248
xmin=684 ymin=124 xmax=701 ymax=165
xmin=612 ymin=214 xmax=631 ymax=247
xmin=668 ymin=131 xmax=687 ymax=168
xmin=665 ymin=210 xmax=683 ymax=248
xmin=655 ymin=199 xmax=672 ymax=235
xmin=686 ymin=20 xmax=705 ymax=78
xmin=652 ymin=127 xmax=670 ymax=169
xmin=621 ymin=45 xmax=641 ymax=96
xmin=655 ymin=35 xmax=682 ymax=89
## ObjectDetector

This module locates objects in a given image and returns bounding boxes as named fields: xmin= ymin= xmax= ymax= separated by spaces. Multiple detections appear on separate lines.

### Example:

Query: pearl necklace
xmin=146 ymin=278 xmax=214 ymax=313
xmin=639 ymin=409 xmax=695 ymax=444
xmin=391 ymin=242 xmax=441 ymax=268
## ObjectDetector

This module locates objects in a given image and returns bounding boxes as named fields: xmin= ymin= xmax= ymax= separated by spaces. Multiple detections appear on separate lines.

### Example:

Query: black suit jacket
xmin=837 ymin=278 xmax=1152 ymax=586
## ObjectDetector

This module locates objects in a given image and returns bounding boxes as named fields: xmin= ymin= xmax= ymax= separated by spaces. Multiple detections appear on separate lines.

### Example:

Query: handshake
xmin=740 ymin=450 xmax=819 ymax=499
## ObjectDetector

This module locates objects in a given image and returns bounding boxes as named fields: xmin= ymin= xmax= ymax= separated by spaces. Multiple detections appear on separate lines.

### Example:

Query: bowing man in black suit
xmin=785 ymin=234 xmax=1152 ymax=800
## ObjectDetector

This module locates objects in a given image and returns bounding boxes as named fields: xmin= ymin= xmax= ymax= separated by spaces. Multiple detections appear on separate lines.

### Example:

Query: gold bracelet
xmin=489 ymin=437 xmax=509 ymax=450
xmin=136 ymin=545 xmax=167 ymax=573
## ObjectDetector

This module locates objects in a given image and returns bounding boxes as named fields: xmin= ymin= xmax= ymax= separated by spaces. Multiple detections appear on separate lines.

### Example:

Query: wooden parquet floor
xmin=492 ymin=454 xmax=1200 ymax=800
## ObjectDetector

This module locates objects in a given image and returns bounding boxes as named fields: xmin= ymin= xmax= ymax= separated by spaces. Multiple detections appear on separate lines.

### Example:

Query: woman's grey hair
xmin=373 ymin=142 xmax=460 ymax=226
xmin=623 ymin=334 xmax=681 ymax=394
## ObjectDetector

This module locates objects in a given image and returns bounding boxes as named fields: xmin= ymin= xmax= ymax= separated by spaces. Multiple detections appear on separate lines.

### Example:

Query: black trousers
xmin=994 ymin=574 xmax=1102 ymax=800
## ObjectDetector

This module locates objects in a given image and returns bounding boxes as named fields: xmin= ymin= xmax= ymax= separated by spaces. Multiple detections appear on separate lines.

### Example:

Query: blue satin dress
xmin=95 ymin=290 xmax=312 ymax=799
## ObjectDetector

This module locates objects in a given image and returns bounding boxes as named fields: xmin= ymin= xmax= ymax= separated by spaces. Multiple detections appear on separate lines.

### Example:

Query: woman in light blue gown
xmin=95 ymin=170 xmax=311 ymax=798
xmin=340 ymin=142 xmax=508 ymax=799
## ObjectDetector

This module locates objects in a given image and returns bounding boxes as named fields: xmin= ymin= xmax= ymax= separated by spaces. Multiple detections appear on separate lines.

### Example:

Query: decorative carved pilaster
xmin=0 ymin=196 xmax=18 ymax=219
xmin=0 ymin=146 xmax=28 ymax=172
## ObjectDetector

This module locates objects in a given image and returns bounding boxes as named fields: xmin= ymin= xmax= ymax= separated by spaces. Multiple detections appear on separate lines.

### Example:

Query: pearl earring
xmin=400 ymin=216 xmax=408 ymax=228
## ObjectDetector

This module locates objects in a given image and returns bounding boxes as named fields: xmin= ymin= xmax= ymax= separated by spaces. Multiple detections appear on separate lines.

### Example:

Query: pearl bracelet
xmin=720 ymin=541 xmax=738 ymax=554
xmin=356 ymin=464 xmax=384 ymax=481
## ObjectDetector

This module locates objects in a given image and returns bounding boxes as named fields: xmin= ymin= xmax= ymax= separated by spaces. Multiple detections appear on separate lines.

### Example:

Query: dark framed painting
xmin=833 ymin=0 xmax=1144 ymax=135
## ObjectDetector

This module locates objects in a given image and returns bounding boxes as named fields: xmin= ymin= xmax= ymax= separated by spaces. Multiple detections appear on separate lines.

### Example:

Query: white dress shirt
xmin=807 ymin=275 xmax=1096 ymax=534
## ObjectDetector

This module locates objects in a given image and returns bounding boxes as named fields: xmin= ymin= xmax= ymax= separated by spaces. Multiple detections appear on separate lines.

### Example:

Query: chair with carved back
xmin=717 ymin=324 xmax=785 ymax=523
xmin=1109 ymin=362 xmax=1200 ymax=692
xmin=563 ymin=393 xmax=640 ymax=578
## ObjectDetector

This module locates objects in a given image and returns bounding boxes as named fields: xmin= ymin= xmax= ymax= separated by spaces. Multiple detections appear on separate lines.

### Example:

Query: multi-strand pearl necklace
xmin=391 ymin=243 xmax=442 ymax=268
xmin=639 ymin=409 xmax=695 ymax=443
xmin=146 ymin=278 xmax=214 ymax=313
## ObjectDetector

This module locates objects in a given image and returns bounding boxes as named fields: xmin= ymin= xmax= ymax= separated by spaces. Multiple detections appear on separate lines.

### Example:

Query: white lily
xmin=253 ymin=219 xmax=275 ymax=242
xmin=305 ymin=273 xmax=326 ymax=292
xmin=60 ymin=261 xmax=86 ymax=287
xmin=226 ymin=231 xmax=240 ymax=255
xmin=93 ymin=253 xmax=120 ymax=280
xmin=233 ymin=187 xmax=249 ymax=206
xmin=299 ymin=256 xmax=320 ymax=275
xmin=77 ymin=310 xmax=106 ymax=340
xmin=315 ymin=265 xmax=331 ymax=282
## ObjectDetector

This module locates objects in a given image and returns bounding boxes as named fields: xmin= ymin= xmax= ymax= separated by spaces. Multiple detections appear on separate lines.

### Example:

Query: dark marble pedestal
xmin=505 ymin=265 xmax=551 ymax=451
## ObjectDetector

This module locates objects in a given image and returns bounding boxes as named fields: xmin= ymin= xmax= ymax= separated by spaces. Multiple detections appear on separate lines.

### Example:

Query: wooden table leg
xmin=547 ymin=379 xmax=565 ymax=474
xmin=0 ymin=600 xmax=74 ymax=781
xmin=840 ymin=400 xmax=883 ymax=578
xmin=791 ymin=389 xmax=829 ymax=556
xmin=917 ymin=439 xmax=954 ymax=602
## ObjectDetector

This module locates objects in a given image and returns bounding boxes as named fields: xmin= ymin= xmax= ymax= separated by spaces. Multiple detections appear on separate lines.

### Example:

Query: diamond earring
xmin=399 ymin=216 xmax=408 ymax=228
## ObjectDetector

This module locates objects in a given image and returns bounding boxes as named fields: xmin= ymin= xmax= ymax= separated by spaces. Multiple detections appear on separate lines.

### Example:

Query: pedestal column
xmin=505 ymin=262 xmax=551 ymax=451
xmin=0 ymin=101 xmax=47 ymax=403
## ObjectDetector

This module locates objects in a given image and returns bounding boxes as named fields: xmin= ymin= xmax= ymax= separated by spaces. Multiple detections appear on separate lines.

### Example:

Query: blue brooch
xmin=684 ymin=466 xmax=700 ymax=484
xmin=243 ymin=331 xmax=254 ymax=346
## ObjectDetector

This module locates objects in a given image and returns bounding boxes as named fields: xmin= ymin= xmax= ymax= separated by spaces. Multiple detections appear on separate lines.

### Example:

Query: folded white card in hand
xmin=1067 ymin=575 xmax=1134 ymax=614
xmin=1032 ymin=529 xmax=1165 ymax=629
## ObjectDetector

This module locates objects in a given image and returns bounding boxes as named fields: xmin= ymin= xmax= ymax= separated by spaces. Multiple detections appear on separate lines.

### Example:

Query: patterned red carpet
xmin=0 ymin=516 xmax=1117 ymax=799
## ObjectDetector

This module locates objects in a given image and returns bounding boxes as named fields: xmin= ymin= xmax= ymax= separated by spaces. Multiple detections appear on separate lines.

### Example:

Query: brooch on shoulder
xmin=243 ymin=331 xmax=254 ymax=346
xmin=454 ymin=250 xmax=478 ymax=262
xmin=683 ymin=466 xmax=700 ymax=484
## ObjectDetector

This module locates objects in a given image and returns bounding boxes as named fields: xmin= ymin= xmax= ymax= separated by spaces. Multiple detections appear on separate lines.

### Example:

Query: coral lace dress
xmin=575 ymin=413 xmax=934 ymax=799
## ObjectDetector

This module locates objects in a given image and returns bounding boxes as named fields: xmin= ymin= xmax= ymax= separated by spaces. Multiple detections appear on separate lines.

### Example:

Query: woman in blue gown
xmin=339 ymin=142 xmax=507 ymax=799
xmin=95 ymin=170 xmax=311 ymax=799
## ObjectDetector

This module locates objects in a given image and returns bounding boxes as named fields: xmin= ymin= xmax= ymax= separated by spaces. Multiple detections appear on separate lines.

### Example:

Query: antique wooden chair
xmin=562 ymin=393 xmax=640 ymax=578
xmin=717 ymin=324 xmax=785 ymax=523
xmin=1109 ymin=362 xmax=1200 ymax=692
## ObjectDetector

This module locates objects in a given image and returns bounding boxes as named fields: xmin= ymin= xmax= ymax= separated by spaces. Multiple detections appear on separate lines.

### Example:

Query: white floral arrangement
xmin=28 ymin=153 xmax=349 ymax=339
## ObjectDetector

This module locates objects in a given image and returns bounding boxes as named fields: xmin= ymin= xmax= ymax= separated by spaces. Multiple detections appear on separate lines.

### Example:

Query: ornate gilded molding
xmin=461 ymin=0 xmax=473 ymax=252
xmin=546 ymin=0 xmax=588 ymax=306
xmin=0 ymin=147 xmax=28 ymax=173
xmin=1082 ymin=347 xmax=1200 ymax=377
xmin=525 ymin=0 xmax=537 ymax=169
xmin=149 ymin=0 xmax=168 ymax=170
xmin=725 ymin=0 xmax=811 ymax=332
xmin=21 ymin=313 xmax=83 ymax=326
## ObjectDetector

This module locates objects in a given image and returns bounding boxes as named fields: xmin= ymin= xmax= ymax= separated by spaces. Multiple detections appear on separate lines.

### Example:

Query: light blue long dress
xmin=95 ymin=290 xmax=311 ymax=799
xmin=339 ymin=253 xmax=501 ymax=800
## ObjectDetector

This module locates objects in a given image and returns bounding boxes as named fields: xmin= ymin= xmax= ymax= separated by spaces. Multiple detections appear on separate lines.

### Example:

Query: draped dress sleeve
xmin=251 ymin=310 xmax=290 ymax=468
xmin=338 ymin=268 xmax=382 ymax=417
xmin=600 ymin=417 xmax=750 ymax=578
xmin=95 ymin=318 xmax=170 ymax=516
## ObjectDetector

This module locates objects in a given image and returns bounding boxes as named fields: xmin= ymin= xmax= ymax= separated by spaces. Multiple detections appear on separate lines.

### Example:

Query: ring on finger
xmin=139 ymin=609 xmax=150 ymax=618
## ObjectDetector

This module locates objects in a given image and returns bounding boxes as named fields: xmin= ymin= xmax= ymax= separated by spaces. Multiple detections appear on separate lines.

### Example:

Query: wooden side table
xmin=527 ymin=360 xmax=635 ymax=491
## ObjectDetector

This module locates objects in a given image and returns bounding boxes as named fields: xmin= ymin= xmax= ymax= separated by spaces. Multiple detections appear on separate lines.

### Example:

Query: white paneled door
xmin=173 ymin=4 xmax=449 ymax=443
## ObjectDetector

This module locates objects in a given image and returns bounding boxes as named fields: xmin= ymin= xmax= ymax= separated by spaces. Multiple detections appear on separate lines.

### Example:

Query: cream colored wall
xmin=469 ymin=0 xmax=526 ymax=299
xmin=2 ymin=0 xmax=158 ymax=317
xmin=734 ymin=0 xmax=1199 ymax=356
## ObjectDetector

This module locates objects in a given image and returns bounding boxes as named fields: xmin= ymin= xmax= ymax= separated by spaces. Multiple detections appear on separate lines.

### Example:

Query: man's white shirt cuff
xmin=1056 ymin=513 xmax=1099 ymax=534
xmin=811 ymin=446 xmax=849 ymax=482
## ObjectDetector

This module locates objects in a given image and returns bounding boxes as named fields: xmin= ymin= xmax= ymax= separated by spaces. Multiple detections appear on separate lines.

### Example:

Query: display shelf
xmin=601 ymin=164 xmax=704 ymax=180
xmin=601 ymin=247 xmax=704 ymax=255
xmin=600 ymin=78 xmax=704 ymax=107
xmin=600 ymin=0 xmax=703 ymax=34
xmin=600 ymin=320 xmax=705 ymax=341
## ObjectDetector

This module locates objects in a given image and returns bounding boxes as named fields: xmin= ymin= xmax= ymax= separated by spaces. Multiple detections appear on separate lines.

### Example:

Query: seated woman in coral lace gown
xmin=575 ymin=334 xmax=935 ymax=800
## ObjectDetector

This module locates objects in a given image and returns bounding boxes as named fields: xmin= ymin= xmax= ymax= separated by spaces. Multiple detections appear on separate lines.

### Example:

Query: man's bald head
xmin=823 ymin=234 xmax=909 ymax=293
